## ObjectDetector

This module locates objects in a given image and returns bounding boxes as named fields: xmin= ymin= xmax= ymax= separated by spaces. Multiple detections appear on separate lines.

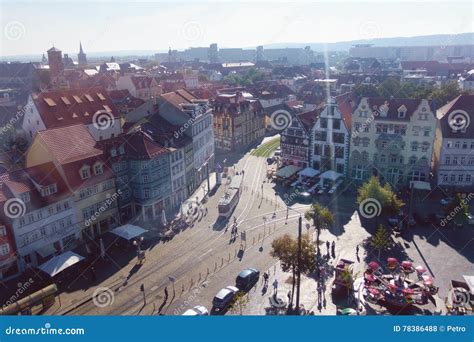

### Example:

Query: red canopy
xmin=415 ymin=265 xmax=426 ymax=274
xmin=401 ymin=261 xmax=412 ymax=268
xmin=387 ymin=257 xmax=399 ymax=265
xmin=422 ymin=275 xmax=433 ymax=286
xmin=368 ymin=261 xmax=380 ymax=270
xmin=364 ymin=273 xmax=375 ymax=282
xmin=403 ymin=288 xmax=415 ymax=294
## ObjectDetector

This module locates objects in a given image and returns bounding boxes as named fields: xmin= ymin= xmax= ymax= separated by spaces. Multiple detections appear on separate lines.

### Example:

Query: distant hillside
xmin=260 ymin=32 xmax=474 ymax=51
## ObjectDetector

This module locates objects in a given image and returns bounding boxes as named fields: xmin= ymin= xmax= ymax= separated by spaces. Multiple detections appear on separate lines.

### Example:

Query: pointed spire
xmin=79 ymin=41 xmax=84 ymax=54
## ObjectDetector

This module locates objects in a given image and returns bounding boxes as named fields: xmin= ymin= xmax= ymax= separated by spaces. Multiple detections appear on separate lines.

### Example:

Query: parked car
xmin=466 ymin=214 xmax=474 ymax=226
xmin=274 ymin=148 xmax=281 ymax=156
xmin=212 ymin=286 xmax=239 ymax=312
xmin=387 ymin=217 xmax=400 ymax=227
xmin=266 ymin=157 xmax=274 ymax=164
xmin=235 ymin=268 xmax=260 ymax=291
xmin=182 ymin=305 xmax=209 ymax=316
xmin=440 ymin=197 xmax=453 ymax=206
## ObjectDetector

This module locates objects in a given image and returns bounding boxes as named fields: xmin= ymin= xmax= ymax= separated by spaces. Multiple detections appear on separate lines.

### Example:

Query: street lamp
xmin=286 ymin=205 xmax=304 ymax=315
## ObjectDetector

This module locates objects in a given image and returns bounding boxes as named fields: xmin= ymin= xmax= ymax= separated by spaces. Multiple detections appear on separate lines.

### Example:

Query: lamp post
xmin=286 ymin=205 xmax=304 ymax=315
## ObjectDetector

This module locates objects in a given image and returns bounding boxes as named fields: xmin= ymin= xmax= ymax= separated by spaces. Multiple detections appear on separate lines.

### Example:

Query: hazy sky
xmin=0 ymin=0 xmax=473 ymax=56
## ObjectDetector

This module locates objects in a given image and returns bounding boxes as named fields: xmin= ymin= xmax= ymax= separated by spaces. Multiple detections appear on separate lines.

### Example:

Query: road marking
xmin=150 ymin=285 xmax=159 ymax=292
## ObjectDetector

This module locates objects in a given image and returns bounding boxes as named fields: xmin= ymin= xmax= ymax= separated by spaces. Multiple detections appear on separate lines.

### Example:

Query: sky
xmin=0 ymin=0 xmax=473 ymax=57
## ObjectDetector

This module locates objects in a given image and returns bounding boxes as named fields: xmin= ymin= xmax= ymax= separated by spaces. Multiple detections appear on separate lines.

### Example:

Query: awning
xmin=462 ymin=275 xmax=474 ymax=294
xmin=110 ymin=224 xmax=148 ymax=241
xmin=36 ymin=245 xmax=57 ymax=258
xmin=319 ymin=170 xmax=343 ymax=181
xmin=410 ymin=181 xmax=431 ymax=191
xmin=298 ymin=167 xmax=319 ymax=178
xmin=38 ymin=251 xmax=84 ymax=277
xmin=276 ymin=165 xmax=301 ymax=178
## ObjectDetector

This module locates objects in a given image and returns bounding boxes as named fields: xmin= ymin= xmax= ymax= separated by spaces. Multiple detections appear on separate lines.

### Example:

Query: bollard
xmin=207 ymin=267 xmax=210 ymax=275
xmin=228 ymin=253 xmax=231 ymax=261
xmin=198 ymin=273 xmax=201 ymax=281
xmin=214 ymin=262 xmax=217 ymax=271
xmin=221 ymin=257 xmax=224 ymax=266
xmin=258 ymin=233 xmax=261 ymax=241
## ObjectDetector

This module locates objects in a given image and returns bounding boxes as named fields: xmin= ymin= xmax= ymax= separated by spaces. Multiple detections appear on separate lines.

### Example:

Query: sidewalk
xmin=0 ymin=172 xmax=221 ymax=315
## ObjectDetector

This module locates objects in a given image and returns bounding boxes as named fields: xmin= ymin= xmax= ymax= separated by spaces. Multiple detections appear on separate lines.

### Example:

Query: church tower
xmin=78 ymin=42 xmax=87 ymax=66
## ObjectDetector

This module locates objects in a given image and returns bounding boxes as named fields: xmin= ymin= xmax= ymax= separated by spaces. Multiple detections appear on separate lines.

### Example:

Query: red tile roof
xmin=335 ymin=92 xmax=355 ymax=128
xmin=36 ymin=124 xmax=103 ymax=164
xmin=33 ymin=87 xmax=120 ymax=129
xmin=437 ymin=94 xmax=474 ymax=138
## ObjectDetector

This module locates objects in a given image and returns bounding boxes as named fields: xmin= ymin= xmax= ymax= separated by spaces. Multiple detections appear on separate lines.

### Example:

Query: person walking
xmin=263 ymin=272 xmax=269 ymax=286
xmin=326 ymin=241 xmax=330 ymax=253
xmin=356 ymin=244 xmax=359 ymax=256
xmin=272 ymin=279 xmax=279 ymax=296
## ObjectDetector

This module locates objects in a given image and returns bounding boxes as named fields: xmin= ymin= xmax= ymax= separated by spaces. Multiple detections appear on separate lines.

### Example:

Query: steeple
xmin=77 ymin=41 xmax=87 ymax=66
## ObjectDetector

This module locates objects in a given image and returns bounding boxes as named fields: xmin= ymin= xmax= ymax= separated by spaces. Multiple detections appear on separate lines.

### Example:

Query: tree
xmin=353 ymin=84 xmax=380 ymax=98
xmin=370 ymin=225 xmax=392 ymax=259
xmin=444 ymin=193 xmax=470 ymax=226
xmin=428 ymin=81 xmax=462 ymax=106
xmin=270 ymin=234 xmax=316 ymax=305
xmin=229 ymin=292 xmax=249 ymax=315
xmin=357 ymin=176 xmax=404 ymax=216
xmin=304 ymin=203 xmax=334 ymax=249
xmin=378 ymin=78 xmax=402 ymax=99
xmin=340 ymin=265 xmax=356 ymax=298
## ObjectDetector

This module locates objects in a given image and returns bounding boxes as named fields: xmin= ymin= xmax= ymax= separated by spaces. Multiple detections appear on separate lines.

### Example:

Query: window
xmin=94 ymin=163 xmax=103 ymax=175
xmin=0 ymin=226 xmax=6 ymax=236
xmin=0 ymin=244 xmax=10 ymax=256
xmin=458 ymin=175 xmax=464 ymax=182
xmin=80 ymin=166 xmax=90 ymax=179
xmin=320 ymin=118 xmax=327 ymax=129
xmin=144 ymin=188 xmax=150 ymax=199
xmin=467 ymin=174 xmax=471 ymax=183
xmin=333 ymin=119 xmax=341 ymax=130
xmin=411 ymin=142 xmax=418 ymax=152
xmin=445 ymin=157 xmax=451 ymax=165
xmin=143 ymin=175 xmax=149 ymax=183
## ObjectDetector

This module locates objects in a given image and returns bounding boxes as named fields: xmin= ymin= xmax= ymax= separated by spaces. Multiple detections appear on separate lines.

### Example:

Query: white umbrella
xmin=161 ymin=209 xmax=167 ymax=227
xmin=100 ymin=238 xmax=105 ymax=259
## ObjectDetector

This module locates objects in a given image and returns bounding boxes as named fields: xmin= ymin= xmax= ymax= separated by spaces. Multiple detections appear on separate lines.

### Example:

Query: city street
xmin=3 ymin=137 xmax=471 ymax=316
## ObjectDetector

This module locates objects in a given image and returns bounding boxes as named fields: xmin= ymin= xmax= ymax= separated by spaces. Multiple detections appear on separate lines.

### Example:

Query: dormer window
xmin=119 ymin=145 xmax=125 ymax=155
xmin=94 ymin=162 xmax=104 ymax=176
xmin=20 ymin=192 xmax=31 ymax=204
xmin=80 ymin=165 xmax=91 ymax=179
xmin=378 ymin=103 xmax=389 ymax=117
xmin=111 ymin=148 xmax=117 ymax=157
xmin=397 ymin=105 xmax=407 ymax=118
xmin=40 ymin=183 xmax=57 ymax=197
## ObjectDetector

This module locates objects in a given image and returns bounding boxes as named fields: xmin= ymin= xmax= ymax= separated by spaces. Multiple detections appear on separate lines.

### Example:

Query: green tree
xmin=229 ymin=292 xmax=249 ymax=315
xmin=357 ymin=176 xmax=404 ymax=216
xmin=378 ymin=78 xmax=402 ymax=99
xmin=444 ymin=193 xmax=470 ymax=226
xmin=341 ymin=265 xmax=357 ymax=298
xmin=353 ymin=83 xmax=380 ymax=98
xmin=270 ymin=234 xmax=316 ymax=305
xmin=305 ymin=203 xmax=334 ymax=248
xmin=370 ymin=225 xmax=392 ymax=259
xmin=428 ymin=81 xmax=462 ymax=106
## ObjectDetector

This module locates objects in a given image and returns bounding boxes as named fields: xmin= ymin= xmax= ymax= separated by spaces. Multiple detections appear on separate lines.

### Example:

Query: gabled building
xmin=433 ymin=95 xmax=474 ymax=190
xmin=349 ymin=97 xmax=436 ymax=188
xmin=310 ymin=97 xmax=351 ymax=176
xmin=0 ymin=216 xmax=18 ymax=280
xmin=280 ymin=105 xmax=312 ymax=168
xmin=22 ymin=87 xmax=122 ymax=142
xmin=116 ymin=75 xmax=162 ymax=101
xmin=212 ymin=91 xmax=265 ymax=151
xmin=157 ymin=89 xmax=215 ymax=191
xmin=0 ymin=162 xmax=78 ymax=272
xmin=25 ymin=124 xmax=119 ymax=241
xmin=98 ymin=130 xmax=171 ymax=223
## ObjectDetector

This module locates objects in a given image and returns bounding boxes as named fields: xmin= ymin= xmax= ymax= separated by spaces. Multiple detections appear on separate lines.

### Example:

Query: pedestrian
xmin=263 ymin=272 xmax=269 ymax=286
xmin=205 ymin=207 xmax=208 ymax=215
xmin=272 ymin=279 xmax=279 ymax=296
xmin=326 ymin=241 xmax=330 ymax=252
xmin=287 ymin=290 xmax=292 ymax=304
xmin=356 ymin=245 xmax=359 ymax=255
